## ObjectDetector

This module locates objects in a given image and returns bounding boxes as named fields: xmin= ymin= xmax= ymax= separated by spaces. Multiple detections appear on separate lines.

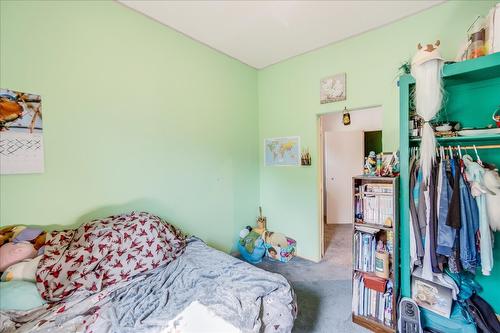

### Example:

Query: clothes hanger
xmin=458 ymin=145 xmax=463 ymax=159
xmin=473 ymin=145 xmax=483 ymax=166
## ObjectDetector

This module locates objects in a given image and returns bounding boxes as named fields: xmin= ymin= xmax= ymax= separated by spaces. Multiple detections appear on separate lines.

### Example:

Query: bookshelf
xmin=351 ymin=176 xmax=399 ymax=333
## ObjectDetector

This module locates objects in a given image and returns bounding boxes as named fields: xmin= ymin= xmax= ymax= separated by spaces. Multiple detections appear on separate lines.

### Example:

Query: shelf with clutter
xmin=352 ymin=176 xmax=399 ymax=333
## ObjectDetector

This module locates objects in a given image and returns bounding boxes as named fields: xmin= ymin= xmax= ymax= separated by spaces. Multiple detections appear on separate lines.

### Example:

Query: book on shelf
xmin=354 ymin=182 xmax=394 ymax=226
xmin=352 ymin=176 xmax=398 ymax=332
xmin=353 ymin=272 xmax=393 ymax=327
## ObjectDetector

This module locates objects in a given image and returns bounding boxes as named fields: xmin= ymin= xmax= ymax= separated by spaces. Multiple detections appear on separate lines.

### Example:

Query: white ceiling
xmin=118 ymin=0 xmax=444 ymax=69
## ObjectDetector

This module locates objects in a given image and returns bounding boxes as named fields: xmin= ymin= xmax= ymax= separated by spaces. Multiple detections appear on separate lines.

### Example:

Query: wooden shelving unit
xmin=351 ymin=176 xmax=399 ymax=333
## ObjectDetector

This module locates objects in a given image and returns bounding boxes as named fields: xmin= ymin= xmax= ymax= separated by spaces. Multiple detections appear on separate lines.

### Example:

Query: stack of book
xmin=352 ymin=272 xmax=393 ymax=327
xmin=353 ymin=229 xmax=376 ymax=272
xmin=355 ymin=183 xmax=394 ymax=226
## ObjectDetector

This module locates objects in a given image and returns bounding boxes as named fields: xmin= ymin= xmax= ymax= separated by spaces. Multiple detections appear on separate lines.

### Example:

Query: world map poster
xmin=264 ymin=136 xmax=300 ymax=166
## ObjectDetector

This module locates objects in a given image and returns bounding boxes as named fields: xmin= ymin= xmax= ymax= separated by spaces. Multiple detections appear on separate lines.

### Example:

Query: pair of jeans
xmin=459 ymin=174 xmax=480 ymax=273
xmin=436 ymin=160 xmax=456 ymax=256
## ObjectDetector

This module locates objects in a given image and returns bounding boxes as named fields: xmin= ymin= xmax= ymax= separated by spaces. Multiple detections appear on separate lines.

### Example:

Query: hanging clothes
xmin=436 ymin=158 xmax=456 ymax=257
xmin=409 ymin=158 xmax=425 ymax=262
xmin=409 ymin=149 xmax=498 ymax=279
xmin=422 ymin=187 xmax=433 ymax=280
xmin=446 ymin=158 xmax=463 ymax=274
xmin=484 ymin=169 xmax=500 ymax=231
xmin=428 ymin=162 xmax=442 ymax=273
xmin=446 ymin=158 xmax=462 ymax=230
xmin=458 ymin=169 xmax=480 ymax=273
xmin=463 ymin=155 xmax=493 ymax=276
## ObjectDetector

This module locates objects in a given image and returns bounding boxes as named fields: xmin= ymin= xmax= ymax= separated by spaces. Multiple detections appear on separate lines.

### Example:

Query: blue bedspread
xmin=101 ymin=237 xmax=296 ymax=332
xmin=0 ymin=237 xmax=296 ymax=333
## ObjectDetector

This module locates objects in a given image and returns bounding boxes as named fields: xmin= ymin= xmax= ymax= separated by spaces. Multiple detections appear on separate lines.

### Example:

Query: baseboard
xmin=326 ymin=221 xmax=352 ymax=225
xmin=295 ymin=253 xmax=320 ymax=263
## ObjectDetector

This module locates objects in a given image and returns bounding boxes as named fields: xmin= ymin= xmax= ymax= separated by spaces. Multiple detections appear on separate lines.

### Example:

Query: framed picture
xmin=412 ymin=273 xmax=453 ymax=318
xmin=380 ymin=152 xmax=396 ymax=177
xmin=320 ymin=73 xmax=346 ymax=104
xmin=0 ymin=89 xmax=44 ymax=174
xmin=264 ymin=136 xmax=300 ymax=166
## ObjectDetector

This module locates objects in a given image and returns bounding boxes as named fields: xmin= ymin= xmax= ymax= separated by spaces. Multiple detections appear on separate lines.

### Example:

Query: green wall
xmin=0 ymin=1 xmax=259 ymax=252
xmin=258 ymin=1 xmax=495 ymax=261
xmin=1 ymin=1 xmax=496 ymax=260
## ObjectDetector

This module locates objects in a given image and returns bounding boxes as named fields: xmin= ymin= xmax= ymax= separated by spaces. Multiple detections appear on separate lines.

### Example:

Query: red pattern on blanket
xmin=36 ymin=212 xmax=186 ymax=302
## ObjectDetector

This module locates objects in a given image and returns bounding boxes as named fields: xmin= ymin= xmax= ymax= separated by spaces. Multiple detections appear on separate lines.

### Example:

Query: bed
xmin=0 ymin=212 xmax=296 ymax=333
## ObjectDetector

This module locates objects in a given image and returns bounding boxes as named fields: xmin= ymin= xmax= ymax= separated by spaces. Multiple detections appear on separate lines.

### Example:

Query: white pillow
xmin=1 ymin=255 xmax=42 ymax=282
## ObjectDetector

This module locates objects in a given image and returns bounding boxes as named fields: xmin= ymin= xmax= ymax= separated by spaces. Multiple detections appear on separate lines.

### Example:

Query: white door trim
xmin=317 ymin=105 xmax=382 ymax=260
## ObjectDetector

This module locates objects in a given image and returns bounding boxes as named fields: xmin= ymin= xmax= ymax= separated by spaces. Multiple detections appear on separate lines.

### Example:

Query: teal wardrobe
xmin=399 ymin=52 xmax=500 ymax=332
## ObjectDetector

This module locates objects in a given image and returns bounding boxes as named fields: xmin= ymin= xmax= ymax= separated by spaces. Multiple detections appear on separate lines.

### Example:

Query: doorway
xmin=319 ymin=106 xmax=383 ymax=259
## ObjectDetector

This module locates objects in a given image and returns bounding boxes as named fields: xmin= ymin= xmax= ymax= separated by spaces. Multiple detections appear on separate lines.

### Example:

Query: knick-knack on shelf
xmin=364 ymin=151 xmax=377 ymax=176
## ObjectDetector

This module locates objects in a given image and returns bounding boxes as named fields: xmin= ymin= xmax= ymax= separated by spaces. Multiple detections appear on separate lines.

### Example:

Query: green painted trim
xmin=399 ymin=77 xmax=411 ymax=297
xmin=444 ymin=52 xmax=500 ymax=85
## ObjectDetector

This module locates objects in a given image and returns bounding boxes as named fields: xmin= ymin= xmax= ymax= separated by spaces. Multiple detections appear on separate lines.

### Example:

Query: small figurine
xmin=364 ymin=151 xmax=377 ymax=176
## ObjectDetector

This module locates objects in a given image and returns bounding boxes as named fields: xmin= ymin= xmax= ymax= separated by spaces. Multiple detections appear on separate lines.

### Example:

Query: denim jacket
xmin=458 ymin=173 xmax=480 ymax=273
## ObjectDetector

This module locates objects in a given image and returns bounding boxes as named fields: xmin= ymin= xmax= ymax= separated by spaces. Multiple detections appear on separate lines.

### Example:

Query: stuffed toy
xmin=12 ymin=228 xmax=46 ymax=251
xmin=239 ymin=226 xmax=252 ymax=239
xmin=263 ymin=231 xmax=288 ymax=248
xmin=10 ymin=226 xmax=27 ymax=240
xmin=240 ymin=231 xmax=262 ymax=254
xmin=0 ymin=242 xmax=37 ymax=272
xmin=1 ymin=255 xmax=42 ymax=282
xmin=237 ymin=238 xmax=265 ymax=264
xmin=0 ymin=226 xmax=16 ymax=246
xmin=0 ymin=226 xmax=46 ymax=254
xmin=13 ymin=228 xmax=42 ymax=244
xmin=0 ymin=233 xmax=13 ymax=247
xmin=33 ymin=233 xmax=46 ymax=251
xmin=237 ymin=228 xmax=266 ymax=264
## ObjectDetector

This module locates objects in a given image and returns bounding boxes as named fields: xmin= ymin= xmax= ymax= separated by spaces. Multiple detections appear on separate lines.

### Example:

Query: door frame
xmin=317 ymin=105 xmax=382 ymax=259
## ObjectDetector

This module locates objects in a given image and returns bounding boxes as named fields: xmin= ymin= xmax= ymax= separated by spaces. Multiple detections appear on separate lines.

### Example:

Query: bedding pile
xmin=0 ymin=212 xmax=296 ymax=333
xmin=36 ymin=212 xmax=186 ymax=302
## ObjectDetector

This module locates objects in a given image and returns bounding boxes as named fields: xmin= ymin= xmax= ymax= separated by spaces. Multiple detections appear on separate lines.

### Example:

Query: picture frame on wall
xmin=320 ymin=73 xmax=346 ymax=104
xmin=0 ymin=88 xmax=44 ymax=174
xmin=264 ymin=136 xmax=301 ymax=166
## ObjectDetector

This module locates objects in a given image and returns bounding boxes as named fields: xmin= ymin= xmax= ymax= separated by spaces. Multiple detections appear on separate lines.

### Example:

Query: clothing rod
xmin=440 ymin=144 xmax=500 ymax=150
